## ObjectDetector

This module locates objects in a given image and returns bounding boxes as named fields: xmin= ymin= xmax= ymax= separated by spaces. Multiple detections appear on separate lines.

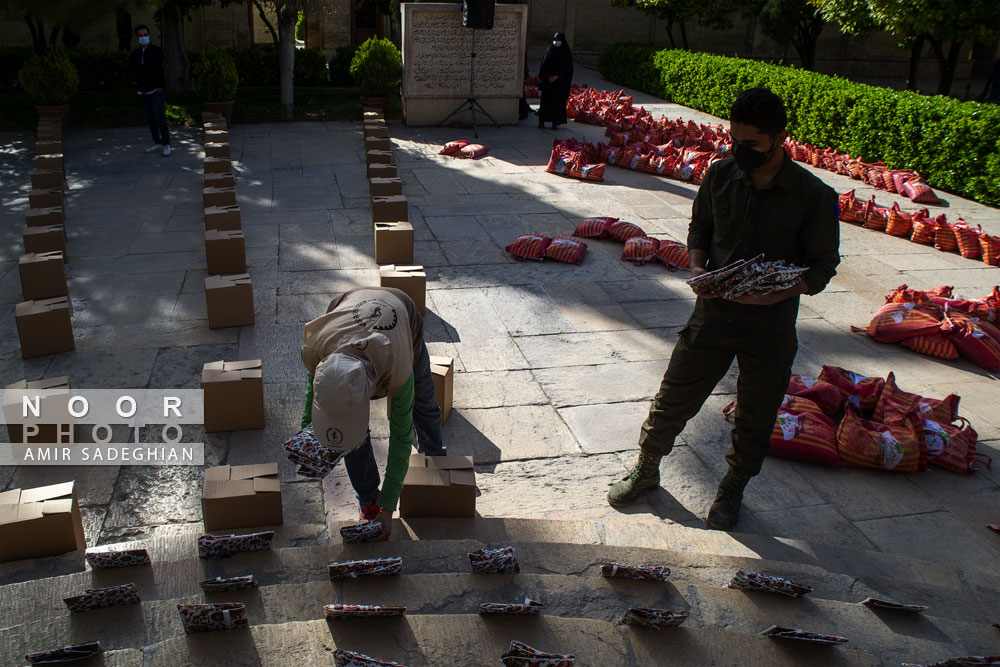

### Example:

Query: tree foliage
xmin=759 ymin=0 xmax=824 ymax=70
xmin=0 ymin=0 xmax=124 ymax=53
xmin=608 ymin=0 xmax=743 ymax=49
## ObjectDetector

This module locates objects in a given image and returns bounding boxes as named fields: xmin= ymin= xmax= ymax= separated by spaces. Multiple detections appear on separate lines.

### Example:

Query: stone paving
xmin=1 ymin=66 xmax=998 ymax=579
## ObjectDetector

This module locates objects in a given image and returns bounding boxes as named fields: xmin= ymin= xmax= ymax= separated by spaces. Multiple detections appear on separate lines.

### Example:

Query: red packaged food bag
xmin=932 ymin=295 xmax=998 ymax=323
xmin=786 ymin=375 xmax=843 ymax=415
xmin=901 ymin=178 xmax=941 ymax=205
xmin=942 ymin=314 xmax=1000 ymax=372
xmin=951 ymin=219 xmax=982 ymax=259
xmin=884 ymin=283 xmax=951 ymax=306
xmin=607 ymin=220 xmax=646 ymax=242
xmin=837 ymin=190 xmax=859 ymax=222
xmin=545 ymin=236 xmax=588 ymax=264
xmin=980 ymin=234 xmax=1000 ymax=266
xmin=457 ymin=143 xmax=490 ymax=159
xmin=768 ymin=395 xmax=840 ymax=466
xmin=864 ymin=198 xmax=888 ymax=232
xmin=885 ymin=203 xmax=914 ymax=238
xmin=909 ymin=213 xmax=937 ymax=245
xmin=926 ymin=418 xmax=988 ymax=474
xmin=439 ymin=140 xmax=470 ymax=155
xmin=865 ymin=302 xmax=943 ymax=342
xmin=900 ymin=333 xmax=960 ymax=360
xmin=835 ymin=407 xmax=922 ymax=473
xmin=505 ymin=233 xmax=552 ymax=261
xmin=654 ymin=240 xmax=691 ymax=271
xmin=934 ymin=216 xmax=959 ymax=252
xmin=573 ymin=217 xmax=617 ymax=238
xmin=621 ymin=237 xmax=659 ymax=264
xmin=578 ymin=162 xmax=606 ymax=181
xmin=818 ymin=365 xmax=885 ymax=415
xmin=872 ymin=372 xmax=959 ymax=424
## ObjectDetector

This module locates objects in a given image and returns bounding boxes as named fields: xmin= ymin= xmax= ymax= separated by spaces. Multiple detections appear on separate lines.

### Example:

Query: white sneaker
xmin=144 ymin=144 xmax=160 ymax=153
xmin=161 ymin=145 xmax=172 ymax=157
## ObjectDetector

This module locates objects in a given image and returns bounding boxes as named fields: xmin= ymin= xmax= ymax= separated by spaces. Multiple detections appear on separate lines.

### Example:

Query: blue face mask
xmin=138 ymin=36 xmax=150 ymax=46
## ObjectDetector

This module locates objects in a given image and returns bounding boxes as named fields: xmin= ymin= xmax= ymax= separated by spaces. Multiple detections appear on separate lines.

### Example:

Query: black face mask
xmin=733 ymin=138 xmax=776 ymax=172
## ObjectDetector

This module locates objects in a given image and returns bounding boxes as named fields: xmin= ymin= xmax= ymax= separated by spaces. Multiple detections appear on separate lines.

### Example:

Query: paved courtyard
xmin=1 ymin=66 xmax=998 ymax=581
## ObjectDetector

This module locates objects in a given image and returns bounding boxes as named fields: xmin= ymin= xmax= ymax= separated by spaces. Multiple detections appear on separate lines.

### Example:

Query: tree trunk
xmin=906 ymin=34 xmax=925 ymax=91
xmin=277 ymin=6 xmax=298 ymax=121
xmin=159 ymin=2 xmax=190 ymax=93
xmin=24 ymin=13 xmax=45 ymax=54
xmin=116 ymin=5 xmax=134 ymax=51
xmin=49 ymin=24 xmax=62 ymax=48
xmin=665 ymin=15 xmax=677 ymax=49
xmin=937 ymin=40 xmax=961 ymax=96
xmin=678 ymin=20 xmax=689 ymax=50
xmin=792 ymin=15 xmax=822 ymax=70
xmin=979 ymin=56 xmax=1000 ymax=102
xmin=251 ymin=0 xmax=280 ymax=46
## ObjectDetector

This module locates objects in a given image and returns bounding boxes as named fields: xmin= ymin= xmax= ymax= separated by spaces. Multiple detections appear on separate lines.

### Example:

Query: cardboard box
xmin=15 ymin=297 xmax=75 ymax=358
xmin=398 ymin=454 xmax=476 ymax=518
xmin=35 ymin=140 xmax=63 ymax=155
xmin=19 ymin=252 xmax=67 ymax=300
xmin=205 ymin=171 xmax=236 ymax=189
xmin=0 ymin=481 xmax=86 ymax=562
xmin=363 ymin=110 xmax=384 ymax=120
xmin=204 ymin=157 xmax=232 ymax=174
xmin=203 ymin=186 xmax=238 ymax=208
xmin=365 ymin=136 xmax=391 ymax=152
xmin=30 ymin=169 xmax=63 ymax=190
xmin=366 ymin=149 xmax=396 ymax=166
xmin=28 ymin=188 xmax=63 ymax=209
xmin=202 ymin=463 xmax=281 ymax=529
xmin=369 ymin=177 xmax=402 ymax=198
xmin=34 ymin=153 xmax=64 ymax=172
xmin=367 ymin=163 xmax=398 ymax=179
xmin=205 ymin=130 xmax=229 ymax=144
xmin=430 ymin=356 xmax=454 ymax=424
xmin=205 ymin=229 xmax=247 ymax=274
xmin=204 ymin=274 xmax=254 ymax=328
xmin=25 ymin=206 xmax=64 ymax=228
xmin=37 ymin=126 xmax=61 ymax=142
xmin=364 ymin=122 xmax=389 ymax=139
xmin=379 ymin=265 xmax=426 ymax=314
xmin=374 ymin=222 xmax=414 ymax=264
xmin=201 ymin=360 xmax=265 ymax=432
xmin=205 ymin=142 xmax=230 ymax=159
xmin=203 ymin=118 xmax=227 ymax=131
xmin=4 ymin=376 xmax=74 ymax=444
xmin=23 ymin=225 xmax=66 ymax=258
xmin=371 ymin=195 xmax=407 ymax=223
xmin=205 ymin=204 xmax=242 ymax=231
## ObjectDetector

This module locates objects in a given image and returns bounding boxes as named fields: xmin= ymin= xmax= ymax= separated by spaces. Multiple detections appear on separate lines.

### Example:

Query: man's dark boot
xmin=607 ymin=450 xmax=662 ymax=508
xmin=705 ymin=469 xmax=752 ymax=530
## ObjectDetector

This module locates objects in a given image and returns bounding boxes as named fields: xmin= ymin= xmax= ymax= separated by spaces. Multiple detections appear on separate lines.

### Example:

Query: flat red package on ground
xmin=836 ymin=407 xmax=922 ymax=473
xmin=866 ymin=302 xmax=943 ymax=342
xmin=654 ymin=240 xmax=691 ymax=271
xmin=900 ymin=333 xmax=961 ymax=360
xmin=621 ymin=237 xmax=659 ymax=264
xmin=505 ymin=233 xmax=552 ymax=261
xmin=573 ymin=217 xmax=617 ymax=238
xmin=769 ymin=395 xmax=840 ymax=466
xmin=902 ymin=178 xmax=942 ymax=205
xmin=873 ymin=372 xmax=960 ymax=424
xmin=439 ymin=140 xmax=469 ymax=155
xmin=607 ymin=220 xmax=646 ymax=242
xmin=544 ymin=236 xmax=588 ymax=264
xmin=818 ymin=365 xmax=885 ymax=414
xmin=457 ymin=143 xmax=489 ymax=159
xmin=786 ymin=375 xmax=843 ymax=415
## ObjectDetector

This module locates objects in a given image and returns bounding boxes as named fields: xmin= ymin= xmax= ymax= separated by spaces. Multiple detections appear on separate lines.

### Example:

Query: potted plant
xmin=193 ymin=47 xmax=239 ymax=124
xmin=17 ymin=48 xmax=79 ymax=128
xmin=349 ymin=37 xmax=402 ymax=110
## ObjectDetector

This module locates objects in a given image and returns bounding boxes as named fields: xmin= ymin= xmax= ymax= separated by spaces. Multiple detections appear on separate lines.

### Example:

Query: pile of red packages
xmin=854 ymin=284 xmax=1000 ymax=372
xmin=546 ymin=138 xmax=606 ymax=181
xmin=751 ymin=366 xmax=991 ymax=474
xmin=439 ymin=140 xmax=490 ymax=159
xmin=571 ymin=216 xmax=691 ymax=271
xmin=839 ymin=190 xmax=1000 ymax=266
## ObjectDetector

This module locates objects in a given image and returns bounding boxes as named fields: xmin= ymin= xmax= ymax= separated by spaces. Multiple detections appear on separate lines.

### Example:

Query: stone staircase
xmin=1 ymin=517 xmax=996 ymax=666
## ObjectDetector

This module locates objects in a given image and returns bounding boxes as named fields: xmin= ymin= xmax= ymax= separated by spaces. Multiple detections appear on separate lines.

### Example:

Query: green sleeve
xmin=302 ymin=372 xmax=314 ymax=429
xmin=376 ymin=372 xmax=415 ymax=511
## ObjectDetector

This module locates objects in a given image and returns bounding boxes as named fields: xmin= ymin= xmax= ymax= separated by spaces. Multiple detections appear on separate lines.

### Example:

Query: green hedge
xmin=598 ymin=44 xmax=1000 ymax=207
xmin=226 ymin=44 xmax=329 ymax=87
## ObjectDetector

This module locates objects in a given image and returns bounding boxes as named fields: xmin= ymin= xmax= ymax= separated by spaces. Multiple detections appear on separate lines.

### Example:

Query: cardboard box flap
xmin=204 ymin=465 xmax=231 ymax=482
xmin=16 ymin=297 xmax=69 ymax=317
xmin=0 ymin=502 xmax=43 ymax=524
xmin=202 ymin=360 xmax=262 ymax=383
xmin=423 ymin=455 xmax=474 ymax=471
xmin=448 ymin=469 xmax=477 ymax=487
xmin=0 ymin=489 xmax=21 ymax=505
xmin=42 ymin=498 xmax=75 ymax=515
xmin=429 ymin=356 xmax=454 ymax=369
xmin=20 ymin=251 xmax=63 ymax=264
xmin=20 ymin=480 xmax=75 ymax=503
xmin=204 ymin=479 xmax=255 ymax=499
xmin=404 ymin=467 xmax=451 ymax=487
xmin=205 ymin=274 xmax=251 ymax=290
xmin=381 ymin=265 xmax=426 ymax=278
xmin=254 ymin=477 xmax=281 ymax=493
xmin=231 ymin=462 xmax=277 ymax=480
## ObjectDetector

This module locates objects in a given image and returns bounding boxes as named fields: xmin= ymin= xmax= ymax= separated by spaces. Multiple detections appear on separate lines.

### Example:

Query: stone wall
xmin=401 ymin=3 xmax=528 ymax=126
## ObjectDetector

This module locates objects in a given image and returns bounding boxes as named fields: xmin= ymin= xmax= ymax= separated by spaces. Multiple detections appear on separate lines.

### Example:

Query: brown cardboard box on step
xmin=205 ymin=130 xmax=229 ymax=144
xmin=204 ymin=157 xmax=232 ymax=174
xmin=363 ymin=110 xmax=383 ymax=120
xmin=203 ymin=186 xmax=237 ymax=208
xmin=374 ymin=223 xmax=414 ymax=264
xmin=205 ymin=204 xmax=242 ymax=231
xmin=364 ymin=124 xmax=389 ymax=140
xmin=429 ymin=356 xmax=454 ymax=424
xmin=34 ymin=154 xmax=64 ymax=172
xmin=28 ymin=188 xmax=63 ymax=209
xmin=369 ymin=177 xmax=402 ymax=197
xmin=30 ymin=169 xmax=63 ymax=190
xmin=201 ymin=360 xmax=265 ymax=432
xmin=365 ymin=136 xmax=391 ymax=152
xmin=0 ymin=481 xmax=86 ymax=562
xmin=379 ymin=265 xmax=425 ymax=314
xmin=367 ymin=163 xmax=397 ymax=179
xmin=398 ymin=454 xmax=476 ymax=518
xmin=15 ymin=297 xmax=75 ymax=358
xmin=35 ymin=140 xmax=62 ymax=155
xmin=25 ymin=206 xmax=64 ymax=228
xmin=23 ymin=225 xmax=66 ymax=258
xmin=371 ymin=195 xmax=407 ymax=223
xmin=366 ymin=149 xmax=396 ymax=166
xmin=205 ymin=171 xmax=236 ymax=189
xmin=205 ymin=229 xmax=247 ymax=274
xmin=3 ymin=376 xmax=75 ymax=445
xmin=204 ymin=274 xmax=254 ymax=328
xmin=202 ymin=463 xmax=281 ymax=530
xmin=205 ymin=142 xmax=230 ymax=159
xmin=19 ymin=252 xmax=67 ymax=300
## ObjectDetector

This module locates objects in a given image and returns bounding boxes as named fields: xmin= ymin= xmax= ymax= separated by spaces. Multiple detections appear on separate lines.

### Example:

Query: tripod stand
xmin=437 ymin=28 xmax=500 ymax=138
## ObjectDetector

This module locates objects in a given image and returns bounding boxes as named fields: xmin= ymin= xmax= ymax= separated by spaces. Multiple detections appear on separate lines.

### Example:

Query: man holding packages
xmin=607 ymin=88 xmax=840 ymax=530
xmin=301 ymin=287 xmax=445 ymax=540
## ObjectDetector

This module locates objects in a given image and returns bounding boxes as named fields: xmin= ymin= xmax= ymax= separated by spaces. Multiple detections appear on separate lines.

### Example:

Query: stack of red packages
xmin=546 ymin=138 xmax=606 ymax=181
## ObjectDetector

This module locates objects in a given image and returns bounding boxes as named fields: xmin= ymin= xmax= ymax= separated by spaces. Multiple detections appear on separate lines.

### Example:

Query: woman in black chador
xmin=537 ymin=32 xmax=573 ymax=130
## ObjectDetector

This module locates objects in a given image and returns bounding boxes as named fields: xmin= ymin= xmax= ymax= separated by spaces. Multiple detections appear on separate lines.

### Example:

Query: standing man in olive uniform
xmin=608 ymin=88 xmax=840 ymax=530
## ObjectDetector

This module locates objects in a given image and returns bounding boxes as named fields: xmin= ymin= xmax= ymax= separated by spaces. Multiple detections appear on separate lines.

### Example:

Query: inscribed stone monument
xmin=401 ymin=3 xmax=528 ymax=126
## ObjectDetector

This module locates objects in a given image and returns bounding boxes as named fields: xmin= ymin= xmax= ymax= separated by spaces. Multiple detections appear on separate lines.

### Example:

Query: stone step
xmin=1 ymin=571 xmax=995 ymax=664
